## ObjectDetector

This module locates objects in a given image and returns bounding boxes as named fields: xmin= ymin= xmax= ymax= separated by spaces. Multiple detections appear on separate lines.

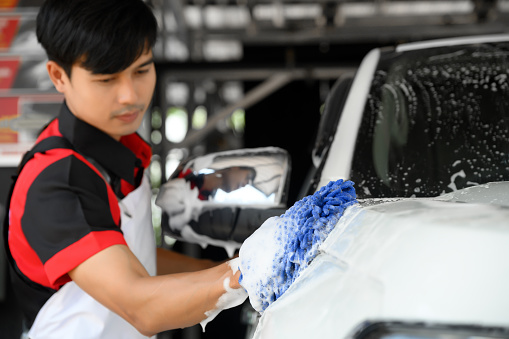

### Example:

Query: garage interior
xmin=1 ymin=0 xmax=509 ymax=338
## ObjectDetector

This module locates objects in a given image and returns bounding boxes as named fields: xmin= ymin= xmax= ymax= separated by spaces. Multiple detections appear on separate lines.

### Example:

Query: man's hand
xmin=200 ymin=257 xmax=247 ymax=331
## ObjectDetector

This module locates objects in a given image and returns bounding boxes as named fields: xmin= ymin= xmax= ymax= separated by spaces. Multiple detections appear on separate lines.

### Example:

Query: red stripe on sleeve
xmin=44 ymin=230 xmax=127 ymax=290
xmin=9 ymin=150 xmax=77 ymax=288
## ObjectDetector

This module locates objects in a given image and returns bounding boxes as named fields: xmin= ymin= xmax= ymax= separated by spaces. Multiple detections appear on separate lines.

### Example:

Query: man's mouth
xmin=115 ymin=111 xmax=139 ymax=123
xmin=113 ymin=106 xmax=144 ymax=123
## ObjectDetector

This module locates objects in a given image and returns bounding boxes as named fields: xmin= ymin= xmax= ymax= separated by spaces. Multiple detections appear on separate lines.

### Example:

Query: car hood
xmin=252 ymin=182 xmax=509 ymax=339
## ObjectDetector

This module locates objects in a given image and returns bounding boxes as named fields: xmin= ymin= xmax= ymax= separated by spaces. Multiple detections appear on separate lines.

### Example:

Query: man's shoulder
xmin=20 ymin=147 xmax=106 ymax=192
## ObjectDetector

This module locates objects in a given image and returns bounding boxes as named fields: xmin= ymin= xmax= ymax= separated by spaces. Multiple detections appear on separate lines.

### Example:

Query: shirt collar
xmin=57 ymin=102 xmax=151 ymax=186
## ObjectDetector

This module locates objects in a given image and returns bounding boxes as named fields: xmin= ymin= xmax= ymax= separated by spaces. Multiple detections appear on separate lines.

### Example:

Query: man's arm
xmin=69 ymin=244 xmax=241 ymax=336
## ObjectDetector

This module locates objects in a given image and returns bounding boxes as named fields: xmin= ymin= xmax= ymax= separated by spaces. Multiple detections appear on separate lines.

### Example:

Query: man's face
xmin=55 ymin=49 xmax=156 ymax=140
xmin=221 ymin=167 xmax=254 ymax=193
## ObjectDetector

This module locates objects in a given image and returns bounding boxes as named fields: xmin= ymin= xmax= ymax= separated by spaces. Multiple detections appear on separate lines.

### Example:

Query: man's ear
xmin=46 ymin=61 xmax=70 ymax=93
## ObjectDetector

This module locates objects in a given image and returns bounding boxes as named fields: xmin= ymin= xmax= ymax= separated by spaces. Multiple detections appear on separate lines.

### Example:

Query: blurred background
xmin=1 ymin=0 xmax=509 ymax=338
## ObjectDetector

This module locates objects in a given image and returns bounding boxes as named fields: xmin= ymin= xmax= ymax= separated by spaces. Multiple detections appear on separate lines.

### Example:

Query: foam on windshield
xmin=239 ymin=179 xmax=358 ymax=312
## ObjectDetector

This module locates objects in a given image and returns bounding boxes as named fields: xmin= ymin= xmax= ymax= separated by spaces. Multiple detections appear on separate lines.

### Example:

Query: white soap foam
xmin=200 ymin=258 xmax=248 ymax=331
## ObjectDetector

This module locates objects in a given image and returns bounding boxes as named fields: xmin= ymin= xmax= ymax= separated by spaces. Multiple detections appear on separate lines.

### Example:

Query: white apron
xmin=27 ymin=173 xmax=157 ymax=339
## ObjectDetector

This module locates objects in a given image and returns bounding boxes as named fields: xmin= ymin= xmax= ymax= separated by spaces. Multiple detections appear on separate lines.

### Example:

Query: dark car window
xmin=314 ymin=75 xmax=354 ymax=160
xmin=350 ymin=42 xmax=509 ymax=199
xmin=300 ymin=75 xmax=354 ymax=198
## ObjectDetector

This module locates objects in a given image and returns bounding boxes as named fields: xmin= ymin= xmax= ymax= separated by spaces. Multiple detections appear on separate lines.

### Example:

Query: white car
xmin=248 ymin=34 xmax=509 ymax=339
xmin=159 ymin=34 xmax=509 ymax=339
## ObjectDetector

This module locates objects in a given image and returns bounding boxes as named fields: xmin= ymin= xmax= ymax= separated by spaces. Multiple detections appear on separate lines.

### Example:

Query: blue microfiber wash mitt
xmin=239 ymin=179 xmax=358 ymax=312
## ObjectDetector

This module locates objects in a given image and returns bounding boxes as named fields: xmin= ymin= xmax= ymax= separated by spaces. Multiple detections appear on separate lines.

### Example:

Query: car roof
xmin=396 ymin=33 xmax=509 ymax=53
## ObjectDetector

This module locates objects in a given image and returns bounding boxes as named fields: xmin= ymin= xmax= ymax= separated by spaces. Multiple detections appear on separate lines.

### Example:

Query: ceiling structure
xmin=148 ymin=0 xmax=509 ymax=64
xmin=148 ymin=0 xmax=509 ymax=151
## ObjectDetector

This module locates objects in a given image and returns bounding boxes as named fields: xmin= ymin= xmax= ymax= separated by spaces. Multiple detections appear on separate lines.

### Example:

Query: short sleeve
xmin=20 ymin=154 xmax=126 ymax=288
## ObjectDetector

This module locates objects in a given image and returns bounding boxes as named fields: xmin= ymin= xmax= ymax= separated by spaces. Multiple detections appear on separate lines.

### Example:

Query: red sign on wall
xmin=0 ymin=57 xmax=20 ymax=89
xmin=0 ymin=0 xmax=20 ymax=9
xmin=0 ymin=97 xmax=19 ymax=143
xmin=0 ymin=17 xmax=20 ymax=50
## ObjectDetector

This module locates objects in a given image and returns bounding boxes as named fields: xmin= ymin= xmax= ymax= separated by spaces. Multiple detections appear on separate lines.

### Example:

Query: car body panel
xmin=253 ymin=183 xmax=509 ymax=339
xmin=250 ymin=33 xmax=509 ymax=338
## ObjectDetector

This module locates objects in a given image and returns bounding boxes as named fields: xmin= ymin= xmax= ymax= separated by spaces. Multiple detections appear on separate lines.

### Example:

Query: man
xmin=172 ymin=165 xmax=256 ymax=200
xmin=5 ymin=0 xmax=245 ymax=337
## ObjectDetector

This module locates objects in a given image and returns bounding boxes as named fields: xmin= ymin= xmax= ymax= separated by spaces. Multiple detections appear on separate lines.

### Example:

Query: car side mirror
xmin=156 ymin=147 xmax=291 ymax=255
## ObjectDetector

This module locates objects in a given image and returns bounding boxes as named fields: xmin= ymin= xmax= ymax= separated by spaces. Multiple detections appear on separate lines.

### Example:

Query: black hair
xmin=36 ymin=0 xmax=158 ymax=77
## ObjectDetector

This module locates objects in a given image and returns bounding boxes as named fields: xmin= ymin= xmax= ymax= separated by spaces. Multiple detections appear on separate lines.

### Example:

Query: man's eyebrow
xmin=137 ymin=58 xmax=154 ymax=68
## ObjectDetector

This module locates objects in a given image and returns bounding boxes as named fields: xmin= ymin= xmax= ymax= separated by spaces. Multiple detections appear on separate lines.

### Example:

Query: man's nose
xmin=118 ymin=78 xmax=138 ymax=104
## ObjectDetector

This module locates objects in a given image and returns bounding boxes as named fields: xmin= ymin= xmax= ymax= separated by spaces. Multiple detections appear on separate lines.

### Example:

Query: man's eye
xmin=137 ymin=69 xmax=149 ymax=75
xmin=97 ymin=78 xmax=114 ymax=83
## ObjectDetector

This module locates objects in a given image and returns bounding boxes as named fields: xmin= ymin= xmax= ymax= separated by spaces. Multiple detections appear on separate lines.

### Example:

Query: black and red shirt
xmin=178 ymin=168 xmax=211 ymax=200
xmin=7 ymin=102 xmax=151 ymax=325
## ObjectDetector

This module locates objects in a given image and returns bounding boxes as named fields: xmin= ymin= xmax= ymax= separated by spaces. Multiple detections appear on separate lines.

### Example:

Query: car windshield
xmin=350 ymin=41 xmax=509 ymax=199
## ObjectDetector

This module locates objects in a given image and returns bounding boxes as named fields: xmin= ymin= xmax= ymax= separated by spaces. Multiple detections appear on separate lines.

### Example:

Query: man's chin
xmin=106 ymin=126 xmax=141 ymax=141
